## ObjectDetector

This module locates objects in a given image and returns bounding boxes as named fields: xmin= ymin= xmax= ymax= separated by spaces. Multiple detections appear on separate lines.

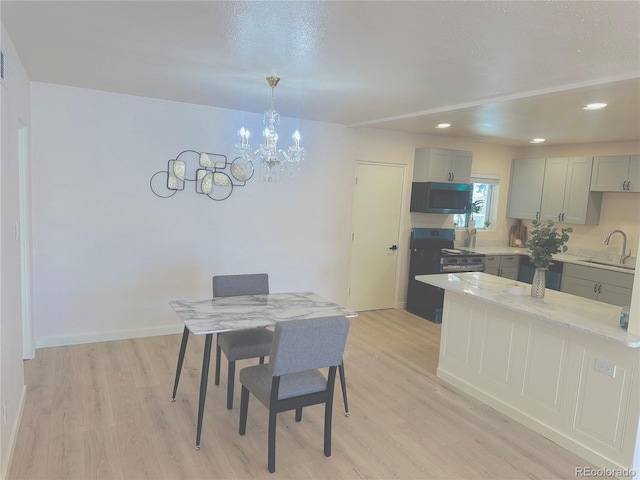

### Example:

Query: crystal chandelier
xmin=236 ymin=76 xmax=305 ymax=182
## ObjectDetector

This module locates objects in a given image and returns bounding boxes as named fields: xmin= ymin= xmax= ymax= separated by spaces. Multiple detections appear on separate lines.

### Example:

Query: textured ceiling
xmin=2 ymin=0 xmax=639 ymax=146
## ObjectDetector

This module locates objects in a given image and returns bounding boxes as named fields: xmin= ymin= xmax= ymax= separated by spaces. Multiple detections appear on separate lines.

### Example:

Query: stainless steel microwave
xmin=410 ymin=182 xmax=473 ymax=214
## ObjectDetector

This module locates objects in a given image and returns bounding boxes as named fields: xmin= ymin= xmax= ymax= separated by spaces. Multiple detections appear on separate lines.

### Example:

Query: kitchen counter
xmin=416 ymin=272 xmax=639 ymax=347
xmin=416 ymin=271 xmax=640 ymax=472
xmin=468 ymin=245 xmax=635 ymax=275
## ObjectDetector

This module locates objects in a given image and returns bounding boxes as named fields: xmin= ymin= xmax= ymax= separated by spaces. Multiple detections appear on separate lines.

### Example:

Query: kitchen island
xmin=417 ymin=272 xmax=639 ymax=474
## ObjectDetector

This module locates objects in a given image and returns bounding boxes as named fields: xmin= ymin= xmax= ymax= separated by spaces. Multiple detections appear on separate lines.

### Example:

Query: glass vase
xmin=531 ymin=268 xmax=546 ymax=298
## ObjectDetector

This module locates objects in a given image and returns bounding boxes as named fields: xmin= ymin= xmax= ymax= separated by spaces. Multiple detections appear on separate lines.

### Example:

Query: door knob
xmin=389 ymin=245 xmax=398 ymax=251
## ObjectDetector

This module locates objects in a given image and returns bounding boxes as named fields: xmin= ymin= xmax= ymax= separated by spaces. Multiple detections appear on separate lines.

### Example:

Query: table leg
xmin=195 ymin=333 xmax=213 ymax=450
xmin=339 ymin=361 xmax=349 ymax=417
xmin=171 ymin=326 xmax=190 ymax=401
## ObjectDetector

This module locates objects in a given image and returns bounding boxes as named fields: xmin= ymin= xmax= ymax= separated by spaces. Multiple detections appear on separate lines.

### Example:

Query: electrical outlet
xmin=595 ymin=358 xmax=616 ymax=378
xmin=2 ymin=399 xmax=6 ymax=425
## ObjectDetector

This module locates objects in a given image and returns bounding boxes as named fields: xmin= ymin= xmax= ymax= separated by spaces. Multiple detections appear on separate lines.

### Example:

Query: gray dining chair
xmin=213 ymin=273 xmax=274 ymax=409
xmin=238 ymin=315 xmax=350 ymax=473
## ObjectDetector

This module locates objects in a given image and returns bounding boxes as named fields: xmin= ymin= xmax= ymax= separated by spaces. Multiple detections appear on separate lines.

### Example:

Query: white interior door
xmin=347 ymin=162 xmax=405 ymax=311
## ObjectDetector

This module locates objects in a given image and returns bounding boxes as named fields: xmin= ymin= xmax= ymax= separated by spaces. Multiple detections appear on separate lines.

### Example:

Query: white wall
xmin=0 ymin=22 xmax=29 ymax=480
xmin=30 ymin=83 xmax=360 ymax=346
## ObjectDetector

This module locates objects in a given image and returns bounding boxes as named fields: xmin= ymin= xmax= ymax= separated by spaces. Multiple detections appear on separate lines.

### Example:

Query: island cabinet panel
xmin=574 ymin=348 xmax=632 ymax=451
xmin=521 ymin=325 xmax=569 ymax=416
xmin=437 ymin=290 xmax=639 ymax=472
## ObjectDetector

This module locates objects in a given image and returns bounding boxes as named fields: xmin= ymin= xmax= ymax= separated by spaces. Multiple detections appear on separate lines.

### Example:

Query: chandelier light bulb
xmin=292 ymin=130 xmax=301 ymax=149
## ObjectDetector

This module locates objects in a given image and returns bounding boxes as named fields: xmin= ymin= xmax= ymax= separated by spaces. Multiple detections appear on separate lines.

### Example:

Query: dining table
xmin=169 ymin=291 xmax=357 ymax=450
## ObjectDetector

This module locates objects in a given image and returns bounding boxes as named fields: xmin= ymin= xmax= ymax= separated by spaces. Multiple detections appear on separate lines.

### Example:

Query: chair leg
xmin=295 ymin=408 xmax=302 ymax=422
xmin=324 ymin=366 xmax=337 ymax=457
xmin=171 ymin=326 xmax=190 ymax=401
xmin=268 ymin=409 xmax=277 ymax=473
xmin=239 ymin=386 xmax=249 ymax=435
xmin=214 ymin=336 xmax=222 ymax=385
xmin=227 ymin=360 xmax=236 ymax=409
xmin=339 ymin=361 xmax=350 ymax=417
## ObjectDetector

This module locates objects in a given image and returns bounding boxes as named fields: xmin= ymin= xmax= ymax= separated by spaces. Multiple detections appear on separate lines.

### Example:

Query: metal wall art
xmin=150 ymin=150 xmax=253 ymax=201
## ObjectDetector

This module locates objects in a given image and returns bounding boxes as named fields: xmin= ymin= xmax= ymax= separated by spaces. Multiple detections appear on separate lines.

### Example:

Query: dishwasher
xmin=518 ymin=256 xmax=563 ymax=291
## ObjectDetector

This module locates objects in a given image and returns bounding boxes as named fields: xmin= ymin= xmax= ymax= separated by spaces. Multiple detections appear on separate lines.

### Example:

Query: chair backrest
xmin=212 ymin=273 xmax=269 ymax=298
xmin=269 ymin=316 xmax=350 ymax=377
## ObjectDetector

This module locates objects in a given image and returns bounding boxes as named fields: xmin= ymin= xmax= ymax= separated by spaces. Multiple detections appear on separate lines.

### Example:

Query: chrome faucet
xmin=604 ymin=230 xmax=631 ymax=264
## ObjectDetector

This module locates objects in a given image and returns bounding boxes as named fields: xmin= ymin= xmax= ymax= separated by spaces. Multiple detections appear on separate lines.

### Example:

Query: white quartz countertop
xmin=468 ymin=246 xmax=635 ymax=275
xmin=416 ymin=272 xmax=640 ymax=347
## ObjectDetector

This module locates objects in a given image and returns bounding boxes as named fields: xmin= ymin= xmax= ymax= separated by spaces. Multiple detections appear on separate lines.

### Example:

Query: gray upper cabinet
xmin=413 ymin=147 xmax=472 ymax=183
xmin=507 ymin=158 xmax=545 ymax=220
xmin=590 ymin=155 xmax=640 ymax=192
xmin=539 ymin=157 xmax=601 ymax=224
xmin=509 ymin=157 xmax=602 ymax=224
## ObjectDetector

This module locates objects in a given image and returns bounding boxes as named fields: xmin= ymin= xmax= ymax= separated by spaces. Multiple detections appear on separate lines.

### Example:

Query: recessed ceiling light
xmin=436 ymin=123 xmax=451 ymax=129
xmin=530 ymin=138 xmax=546 ymax=143
xmin=583 ymin=103 xmax=607 ymax=110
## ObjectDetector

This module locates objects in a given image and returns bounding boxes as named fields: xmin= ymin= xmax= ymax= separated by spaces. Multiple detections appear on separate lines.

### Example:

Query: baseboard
xmin=35 ymin=324 xmax=184 ymax=348
xmin=2 ymin=385 xmax=26 ymax=480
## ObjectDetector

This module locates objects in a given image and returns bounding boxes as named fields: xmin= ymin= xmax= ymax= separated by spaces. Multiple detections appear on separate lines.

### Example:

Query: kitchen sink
xmin=580 ymin=259 xmax=636 ymax=271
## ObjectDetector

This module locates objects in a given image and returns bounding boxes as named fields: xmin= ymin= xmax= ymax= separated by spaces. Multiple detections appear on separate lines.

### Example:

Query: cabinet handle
xmin=623 ymin=180 xmax=629 ymax=191
xmin=536 ymin=211 xmax=540 ymax=220
xmin=451 ymin=172 xmax=454 ymax=181
xmin=561 ymin=213 xmax=565 ymax=222
xmin=498 ymin=268 xmax=502 ymax=277
xmin=598 ymin=284 xmax=602 ymax=294
xmin=594 ymin=284 xmax=598 ymax=293
xmin=557 ymin=214 xmax=561 ymax=221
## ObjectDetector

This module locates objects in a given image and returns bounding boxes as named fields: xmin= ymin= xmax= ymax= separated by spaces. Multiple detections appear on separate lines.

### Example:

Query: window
xmin=453 ymin=174 xmax=499 ymax=230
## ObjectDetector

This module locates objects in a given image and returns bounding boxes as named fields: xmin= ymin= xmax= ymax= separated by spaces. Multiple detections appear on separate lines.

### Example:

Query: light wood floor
xmin=9 ymin=309 xmax=601 ymax=479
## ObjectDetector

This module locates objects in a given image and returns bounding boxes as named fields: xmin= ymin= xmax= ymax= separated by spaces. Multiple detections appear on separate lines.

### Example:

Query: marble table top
xmin=170 ymin=291 xmax=357 ymax=335
xmin=417 ymin=272 xmax=640 ymax=348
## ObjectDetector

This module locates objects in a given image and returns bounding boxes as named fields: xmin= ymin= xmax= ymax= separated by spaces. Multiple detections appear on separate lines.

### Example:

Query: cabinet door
xmin=484 ymin=267 xmax=501 ymax=276
xmin=500 ymin=267 xmax=518 ymax=280
xmin=562 ymin=157 xmax=597 ymax=224
xmin=590 ymin=156 xmax=629 ymax=191
xmin=427 ymin=148 xmax=454 ymax=182
xmin=539 ymin=158 xmax=568 ymax=221
xmin=500 ymin=256 xmax=520 ymax=268
xmin=508 ymin=159 xmax=545 ymax=220
xmin=597 ymin=284 xmax=633 ymax=307
xmin=450 ymin=150 xmax=472 ymax=183
xmin=485 ymin=256 xmax=501 ymax=269
xmin=627 ymin=155 xmax=640 ymax=192
xmin=561 ymin=275 xmax=598 ymax=300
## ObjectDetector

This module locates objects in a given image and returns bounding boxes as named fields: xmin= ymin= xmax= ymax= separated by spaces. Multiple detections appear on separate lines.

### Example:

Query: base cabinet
xmin=438 ymin=292 xmax=639 ymax=472
xmin=561 ymin=263 xmax=633 ymax=307
xmin=484 ymin=255 xmax=520 ymax=280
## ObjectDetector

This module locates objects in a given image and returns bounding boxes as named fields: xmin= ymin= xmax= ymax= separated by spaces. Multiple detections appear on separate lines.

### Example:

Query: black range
xmin=406 ymin=228 xmax=486 ymax=323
